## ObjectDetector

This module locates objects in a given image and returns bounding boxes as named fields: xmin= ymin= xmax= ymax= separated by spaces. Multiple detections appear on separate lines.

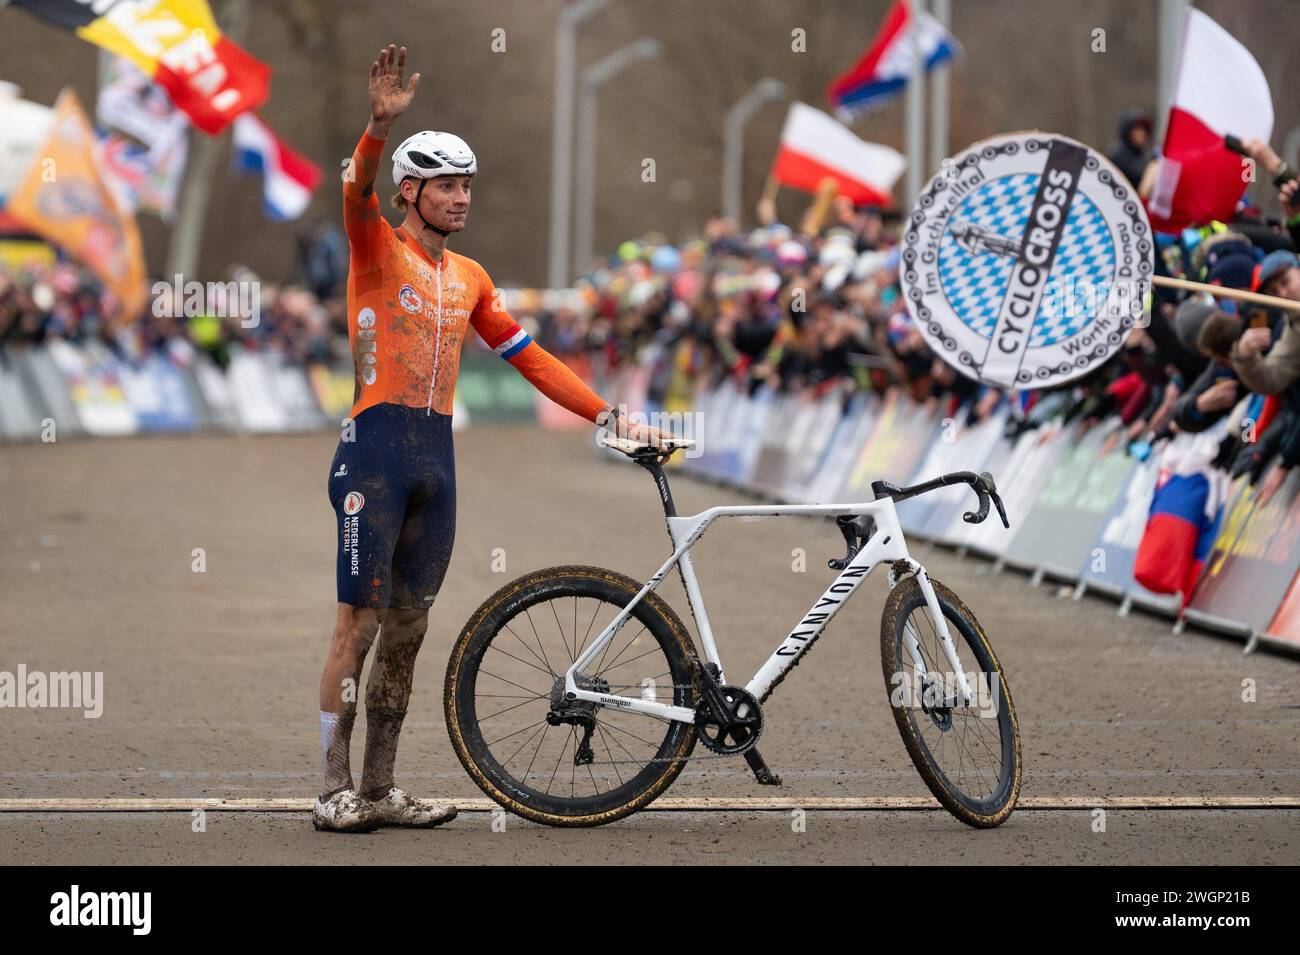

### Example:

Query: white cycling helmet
xmin=391 ymin=130 xmax=477 ymax=186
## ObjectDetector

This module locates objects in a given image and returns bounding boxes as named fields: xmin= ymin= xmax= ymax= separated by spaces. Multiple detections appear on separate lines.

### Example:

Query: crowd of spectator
xmin=4 ymin=116 xmax=1300 ymax=508
xmin=0 ymin=229 xmax=349 ymax=372
xmin=563 ymin=123 xmax=1300 ymax=505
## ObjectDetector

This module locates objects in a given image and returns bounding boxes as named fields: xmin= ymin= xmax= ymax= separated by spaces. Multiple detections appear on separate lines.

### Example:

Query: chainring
xmin=695 ymin=684 xmax=763 ymax=755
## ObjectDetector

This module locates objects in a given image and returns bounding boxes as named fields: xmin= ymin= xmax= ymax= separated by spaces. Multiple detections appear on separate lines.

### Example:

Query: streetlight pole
xmin=722 ymin=77 xmax=785 ymax=227
xmin=167 ymin=0 xmax=249 ymax=280
xmin=547 ymin=0 xmax=609 ymax=290
xmin=574 ymin=37 xmax=661 ymax=279
xmin=1156 ymin=0 xmax=1188 ymax=143
xmin=928 ymin=0 xmax=950 ymax=175
xmin=904 ymin=0 xmax=927 ymax=206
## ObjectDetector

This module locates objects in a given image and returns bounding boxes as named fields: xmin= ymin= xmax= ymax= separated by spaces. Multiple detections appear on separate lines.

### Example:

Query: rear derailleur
xmin=547 ymin=673 xmax=609 ymax=766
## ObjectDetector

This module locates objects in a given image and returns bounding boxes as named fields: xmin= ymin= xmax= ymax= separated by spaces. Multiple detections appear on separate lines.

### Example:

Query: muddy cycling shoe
xmin=363 ymin=787 xmax=458 ymax=828
xmin=312 ymin=788 xmax=381 ymax=833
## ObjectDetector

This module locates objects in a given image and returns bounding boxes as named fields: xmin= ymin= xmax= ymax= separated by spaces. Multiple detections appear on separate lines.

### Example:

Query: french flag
xmin=826 ymin=0 xmax=959 ymax=118
xmin=1133 ymin=436 xmax=1227 ymax=603
xmin=771 ymin=103 xmax=905 ymax=207
xmin=233 ymin=113 xmax=322 ymax=221
xmin=1147 ymin=9 xmax=1273 ymax=233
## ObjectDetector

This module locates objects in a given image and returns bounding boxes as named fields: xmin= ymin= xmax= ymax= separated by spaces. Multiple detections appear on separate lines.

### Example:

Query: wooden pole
xmin=755 ymin=175 xmax=780 ymax=226
xmin=800 ymin=176 xmax=839 ymax=238
xmin=1151 ymin=274 xmax=1300 ymax=314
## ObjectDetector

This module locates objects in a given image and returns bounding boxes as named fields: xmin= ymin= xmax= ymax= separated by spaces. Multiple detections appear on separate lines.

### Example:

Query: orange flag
xmin=6 ymin=88 xmax=148 ymax=322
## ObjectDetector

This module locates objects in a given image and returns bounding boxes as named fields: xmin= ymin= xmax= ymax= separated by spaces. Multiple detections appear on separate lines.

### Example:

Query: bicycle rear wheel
xmin=445 ymin=564 xmax=698 ymax=827
xmin=880 ymin=574 xmax=1021 ymax=828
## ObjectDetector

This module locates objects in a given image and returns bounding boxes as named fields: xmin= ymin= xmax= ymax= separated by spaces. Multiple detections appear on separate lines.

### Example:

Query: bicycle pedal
xmin=744 ymin=748 xmax=782 ymax=786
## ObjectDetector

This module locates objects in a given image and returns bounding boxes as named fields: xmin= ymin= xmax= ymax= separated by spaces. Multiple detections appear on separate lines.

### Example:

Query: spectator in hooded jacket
xmin=1109 ymin=111 xmax=1153 ymax=188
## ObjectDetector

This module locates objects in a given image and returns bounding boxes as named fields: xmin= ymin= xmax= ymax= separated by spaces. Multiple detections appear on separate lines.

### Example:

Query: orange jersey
xmin=343 ymin=131 xmax=607 ymax=422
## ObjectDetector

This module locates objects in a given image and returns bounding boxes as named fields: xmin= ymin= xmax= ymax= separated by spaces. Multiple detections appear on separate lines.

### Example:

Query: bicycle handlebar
xmin=871 ymin=470 xmax=1011 ymax=529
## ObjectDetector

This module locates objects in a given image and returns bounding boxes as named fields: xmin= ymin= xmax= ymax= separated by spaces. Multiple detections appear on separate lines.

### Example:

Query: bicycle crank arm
xmin=743 ymin=748 xmax=783 ymax=786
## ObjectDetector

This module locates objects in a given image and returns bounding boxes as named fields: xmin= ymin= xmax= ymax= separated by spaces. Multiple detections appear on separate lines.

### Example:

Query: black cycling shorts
xmin=328 ymin=403 xmax=456 ymax=609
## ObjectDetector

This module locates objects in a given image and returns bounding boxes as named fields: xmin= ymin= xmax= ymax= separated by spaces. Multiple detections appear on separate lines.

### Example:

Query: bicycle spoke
xmin=593 ymin=716 xmax=660 ymax=750
xmin=598 ymin=644 xmax=667 ymax=676
xmin=594 ymin=723 xmax=625 ymax=787
xmin=486 ymin=718 xmax=550 ymax=749
xmin=522 ymin=721 xmax=550 ymax=782
xmin=595 ymin=719 xmax=642 ymax=769
xmin=460 ymin=583 xmax=694 ymax=816
xmin=501 ymin=721 xmax=549 ymax=769
xmin=592 ymin=621 xmax=649 ymax=675
xmin=573 ymin=598 xmax=603 ymax=663
xmin=477 ymin=667 xmax=546 ymax=699
xmin=521 ymin=607 xmax=559 ymax=677
xmin=477 ymin=694 xmax=553 ymax=723
xmin=900 ymin=601 xmax=1010 ymax=805
xmin=544 ymin=726 xmax=573 ymax=795
xmin=485 ymin=642 xmax=556 ymax=680
xmin=499 ymin=620 xmax=554 ymax=676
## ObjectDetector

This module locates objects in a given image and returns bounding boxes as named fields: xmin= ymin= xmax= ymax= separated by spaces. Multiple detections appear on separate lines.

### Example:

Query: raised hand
xmin=368 ymin=44 xmax=420 ymax=135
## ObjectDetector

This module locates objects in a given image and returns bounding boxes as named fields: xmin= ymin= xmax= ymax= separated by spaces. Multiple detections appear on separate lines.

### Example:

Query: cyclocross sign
xmin=900 ymin=132 xmax=1154 ymax=389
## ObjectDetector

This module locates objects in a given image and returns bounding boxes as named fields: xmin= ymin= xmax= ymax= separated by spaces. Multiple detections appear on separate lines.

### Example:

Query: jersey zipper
xmin=426 ymin=256 xmax=443 ymax=416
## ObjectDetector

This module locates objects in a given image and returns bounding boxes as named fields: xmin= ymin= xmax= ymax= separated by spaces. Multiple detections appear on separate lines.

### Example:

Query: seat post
xmin=635 ymin=455 xmax=677 ymax=518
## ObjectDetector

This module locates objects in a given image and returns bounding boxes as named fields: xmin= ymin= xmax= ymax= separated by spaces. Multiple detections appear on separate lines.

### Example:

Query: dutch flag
xmin=826 ymin=0 xmax=960 ymax=118
xmin=233 ymin=113 xmax=322 ymax=221
xmin=487 ymin=323 xmax=533 ymax=361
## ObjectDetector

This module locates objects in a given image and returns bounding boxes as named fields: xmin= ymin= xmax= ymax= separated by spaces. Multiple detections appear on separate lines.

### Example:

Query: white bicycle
xmin=445 ymin=434 xmax=1022 ymax=827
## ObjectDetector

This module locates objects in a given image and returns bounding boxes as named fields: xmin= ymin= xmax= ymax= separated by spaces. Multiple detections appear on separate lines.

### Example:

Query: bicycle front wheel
xmin=445 ymin=564 xmax=698 ymax=827
xmin=880 ymin=574 xmax=1021 ymax=828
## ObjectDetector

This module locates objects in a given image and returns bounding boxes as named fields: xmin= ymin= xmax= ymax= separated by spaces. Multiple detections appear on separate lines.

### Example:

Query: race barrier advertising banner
xmin=673 ymin=380 xmax=1300 ymax=657
xmin=1186 ymin=467 xmax=1300 ymax=635
xmin=8 ymin=340 xmax=1300 ymax=657
xmin=1002 ymin=423 xmax=1135 ymax=581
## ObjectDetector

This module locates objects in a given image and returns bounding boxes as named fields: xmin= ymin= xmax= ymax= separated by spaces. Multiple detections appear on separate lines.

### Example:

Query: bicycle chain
xmin=556 ymin=680 xmax=750 ymax=766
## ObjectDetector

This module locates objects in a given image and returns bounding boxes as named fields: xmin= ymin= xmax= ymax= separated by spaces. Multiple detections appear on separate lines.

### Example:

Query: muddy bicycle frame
xmin=563 ymin=437 xmax=1008 ymax=724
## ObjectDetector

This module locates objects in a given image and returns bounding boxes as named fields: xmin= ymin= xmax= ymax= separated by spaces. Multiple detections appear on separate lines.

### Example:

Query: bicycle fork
xmin=896 ymin=561 xmax=975 ymax=708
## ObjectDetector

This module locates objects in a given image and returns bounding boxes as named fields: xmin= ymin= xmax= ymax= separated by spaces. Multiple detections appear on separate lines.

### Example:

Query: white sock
xmin=320 ymin=711 xmax=342 ymax=795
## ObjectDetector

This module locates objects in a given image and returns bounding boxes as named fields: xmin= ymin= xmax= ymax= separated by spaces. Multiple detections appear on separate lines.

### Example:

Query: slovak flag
xmin=232 ymin=113 xmax=322 ymax=221
xmin=1147 ymin=9 xmax=1274 ymax=232
xmin=826 ymin=0 xmax=960 ymax=118
xmin=771 ymin=103 xmax=905 ymax=207
xmin=1133 ymin=434 xmax=1228 ymax=604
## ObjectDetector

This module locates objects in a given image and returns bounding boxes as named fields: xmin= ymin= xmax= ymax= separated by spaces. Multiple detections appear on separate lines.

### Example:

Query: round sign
xmin=900 ymin=132 xmax=1153 ymax=389
xmin=343 ymin=491 xmax=365 ymax=515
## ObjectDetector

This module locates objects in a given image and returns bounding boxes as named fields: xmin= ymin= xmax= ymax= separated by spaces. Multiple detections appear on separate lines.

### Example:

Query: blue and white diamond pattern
xmin=938 ymin=173 xmax=1116 ymax=349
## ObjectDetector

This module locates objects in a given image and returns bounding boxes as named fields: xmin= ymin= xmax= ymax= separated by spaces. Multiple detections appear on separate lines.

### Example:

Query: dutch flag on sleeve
xmin=233 ymin=113 xmax=322 ymax=221
xmin=826 ymin=0 xmax=960 ymax=118
xmin=485 ymin=322 xmax=533 ymax=361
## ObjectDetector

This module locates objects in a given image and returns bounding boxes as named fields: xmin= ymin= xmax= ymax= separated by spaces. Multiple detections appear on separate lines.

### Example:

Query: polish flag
xmin=233 ymin=113 xmax=321 ymax=221
xmin=770 ymin=102 xmax=905 ymax=207
xmin=1147 ymin=9 xmax=1273 ymax=232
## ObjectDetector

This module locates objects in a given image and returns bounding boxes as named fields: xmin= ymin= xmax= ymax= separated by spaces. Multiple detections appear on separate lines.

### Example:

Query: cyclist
xmin=315 ymin=44 xmax=671 ymax=832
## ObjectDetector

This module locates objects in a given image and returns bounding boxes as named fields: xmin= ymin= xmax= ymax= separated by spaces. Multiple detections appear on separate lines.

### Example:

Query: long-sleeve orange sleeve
xmin=468 ymin=262 xmax=607 ymax=423
xmin=343 ymin=131 xmax=389 ymax=274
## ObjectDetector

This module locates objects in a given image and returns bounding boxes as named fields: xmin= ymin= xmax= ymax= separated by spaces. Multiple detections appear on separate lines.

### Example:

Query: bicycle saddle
xmin=597 ymin=432 xmax=696 ymax=457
